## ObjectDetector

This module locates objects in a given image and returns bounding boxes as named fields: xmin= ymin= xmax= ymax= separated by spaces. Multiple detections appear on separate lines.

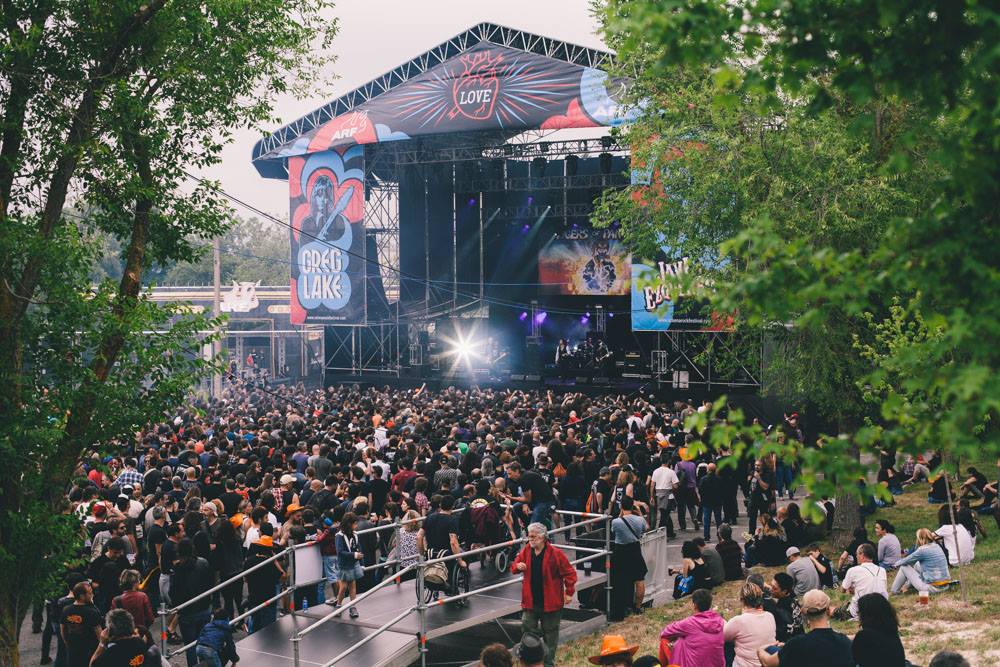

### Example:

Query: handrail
xmin=168 ymin=544 xmax=292 ymax=615
xmin=286 ymin=511 xmax=613 ymax=667
xmin=296 ymin=563 xmax=418 ymax=638
xmin=322 ymin=605 xmax=417 ymax=667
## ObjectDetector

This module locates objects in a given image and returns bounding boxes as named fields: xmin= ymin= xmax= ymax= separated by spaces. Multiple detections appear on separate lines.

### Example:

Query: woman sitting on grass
xmin=889 ymin=528 xmax=951 ymax=595
xmin=744 ymin=515 xmax=787 ymax=567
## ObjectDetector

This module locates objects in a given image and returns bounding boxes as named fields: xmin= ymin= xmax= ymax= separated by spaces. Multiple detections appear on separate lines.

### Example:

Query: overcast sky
xmin=197 ymin=0 xmax=606 ymax=221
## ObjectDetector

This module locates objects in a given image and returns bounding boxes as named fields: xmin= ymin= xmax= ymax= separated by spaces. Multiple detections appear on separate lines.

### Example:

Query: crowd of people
xmin=36 ymin=379 xmax=993 ymax=667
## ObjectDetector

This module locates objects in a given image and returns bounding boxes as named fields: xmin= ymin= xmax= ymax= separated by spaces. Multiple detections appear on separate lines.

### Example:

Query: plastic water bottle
xmin=302 ymin=599 xmax=309 ymax=611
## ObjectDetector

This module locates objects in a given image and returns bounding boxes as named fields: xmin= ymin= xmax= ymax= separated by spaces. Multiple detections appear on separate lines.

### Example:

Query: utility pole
xmin=212 ymin=236 xmax=223 ymax=398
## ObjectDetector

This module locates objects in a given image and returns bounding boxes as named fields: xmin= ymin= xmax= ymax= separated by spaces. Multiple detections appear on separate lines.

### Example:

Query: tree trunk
xmin=0 ymin=592 xmax=23 ymax=667
xmin=829 ymin=432 xmax=862 ymax=550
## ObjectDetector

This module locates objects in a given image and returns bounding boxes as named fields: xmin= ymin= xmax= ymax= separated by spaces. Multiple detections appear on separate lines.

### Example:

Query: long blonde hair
xmin=915 ymin=528 xmax=938 ymax=546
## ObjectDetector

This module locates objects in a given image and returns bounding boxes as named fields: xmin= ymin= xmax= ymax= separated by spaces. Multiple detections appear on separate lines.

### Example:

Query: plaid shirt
xmin=116 ymin=468 xmax=144 ymax=489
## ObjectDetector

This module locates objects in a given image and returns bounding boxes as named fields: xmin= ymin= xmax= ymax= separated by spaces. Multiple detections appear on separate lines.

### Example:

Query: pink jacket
xmin=661 ymin=610 xmax=725 ymax=667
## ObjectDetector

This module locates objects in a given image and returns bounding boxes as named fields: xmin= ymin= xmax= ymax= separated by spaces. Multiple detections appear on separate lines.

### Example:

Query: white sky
xmin=197 ymin=0 xmax=606 ymax=221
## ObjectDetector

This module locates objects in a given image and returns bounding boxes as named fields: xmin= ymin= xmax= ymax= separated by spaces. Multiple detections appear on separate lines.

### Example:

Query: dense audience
xmin=39 ymin=380 xmax=990 ymax=667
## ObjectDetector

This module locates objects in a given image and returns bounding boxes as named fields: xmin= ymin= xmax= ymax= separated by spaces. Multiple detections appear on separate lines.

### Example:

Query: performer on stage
xmin=555 ymin=339 xmax=569 ymax=365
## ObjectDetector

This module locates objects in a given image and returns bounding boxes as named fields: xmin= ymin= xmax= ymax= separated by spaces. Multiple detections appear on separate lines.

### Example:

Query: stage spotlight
xmin=534 ymin=312 xmax=548 ymax=324
xmin=580 ymin=315 xmax=589 ymax=324
xmin=468 ymin=197 xmax=477 ymax=206
xmin=519 ymin=311 xmax=528 ymax=321
xmin=527 ymin=195 xmax=534 ymax=205
xmin=522 ymin=224 xmax=530 ymax=233
xmin=586 ymin=311 xmax=591 ymax=317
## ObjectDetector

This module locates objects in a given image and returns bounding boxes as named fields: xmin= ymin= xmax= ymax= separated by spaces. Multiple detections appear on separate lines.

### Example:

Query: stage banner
xmin=630 ymin=253 xmax=687 ymax=331
xmin=538 ymin=228 xmax=631 ymax=295
xmin=260 ymin=42 xmax=639 ymax=161
xmin=289 ymin=147 xmax=366 ymax=325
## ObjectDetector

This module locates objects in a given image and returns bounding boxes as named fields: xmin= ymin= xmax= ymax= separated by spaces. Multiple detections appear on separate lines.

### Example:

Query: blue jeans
xmin=529 ymin=502 xmax=555 ymax=528
xmin=776 ymin=464 xmax=795 ymax=497
xmin=179 ymin=609 xmax=211 ymax=667
xmin=702 ymin=504 xmax=722 ymax=541
xmin=196 ymin=645 xmax=223 ymax=667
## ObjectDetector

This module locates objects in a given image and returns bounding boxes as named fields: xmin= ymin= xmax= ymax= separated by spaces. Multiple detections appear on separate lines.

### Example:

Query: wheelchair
xmin=417 ymin=549 xmax=471 ymax=607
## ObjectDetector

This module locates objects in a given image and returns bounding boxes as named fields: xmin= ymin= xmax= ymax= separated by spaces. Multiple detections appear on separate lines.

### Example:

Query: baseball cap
xmin=801 ymin=589 xmax=831 ymax=614
xmin=279 ymin=474 xmax=296 ymax=486
xmin=599 ymin=466 xmax=611 ymax=476
xmin=785 ymin=546 xmax=800 ymax=558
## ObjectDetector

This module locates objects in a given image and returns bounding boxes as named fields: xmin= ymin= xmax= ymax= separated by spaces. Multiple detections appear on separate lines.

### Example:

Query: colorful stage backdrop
xmin=289 ymin=147 xmax=366 ymax=324
xmin=630 ymin=255 xmax=687 ymax=331
xmin=538 ymin=229 xmax=631 ymax=296
xmin=260 ymin=42 xmax=637 ymax=160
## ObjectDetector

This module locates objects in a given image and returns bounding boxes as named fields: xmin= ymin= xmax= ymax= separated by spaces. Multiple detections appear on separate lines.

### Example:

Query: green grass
xmin=557 ymin=484 xmax=1000 ymax=666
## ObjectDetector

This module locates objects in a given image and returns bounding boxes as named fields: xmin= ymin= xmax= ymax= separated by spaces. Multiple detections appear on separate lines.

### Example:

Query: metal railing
xmin=288 ymin=509 xmax=613 ymax=667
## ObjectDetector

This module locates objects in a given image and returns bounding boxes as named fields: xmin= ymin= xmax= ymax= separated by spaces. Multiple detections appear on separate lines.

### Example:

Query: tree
xmin=0 ymin=2 xmax=334 ymax=663
xmin=593 ymin=0 xmax=989 ymax=541
xmin=159 ymin=216 xmax=291 ymax=287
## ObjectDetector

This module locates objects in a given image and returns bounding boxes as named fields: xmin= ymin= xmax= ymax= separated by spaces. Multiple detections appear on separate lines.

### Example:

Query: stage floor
xmin=235 ymin=562 xmax=608 ymax=667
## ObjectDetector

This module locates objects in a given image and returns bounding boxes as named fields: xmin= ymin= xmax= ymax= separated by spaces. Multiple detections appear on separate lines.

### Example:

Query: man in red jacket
xmin=512 ymin=522 xmax=578 ymax=667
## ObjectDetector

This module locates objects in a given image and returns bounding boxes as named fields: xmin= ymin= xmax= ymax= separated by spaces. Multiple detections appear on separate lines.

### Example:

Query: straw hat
xmin=588 ymin=635 xmax=639 ymax=664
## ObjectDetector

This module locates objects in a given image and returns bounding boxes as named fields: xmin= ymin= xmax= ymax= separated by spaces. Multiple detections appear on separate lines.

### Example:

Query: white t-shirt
xmin=935 ymin=524 xmax=975 ymax=565
xmin=651 ymin=466 xmax=679 ymax=495
xmin=841 ymin=562 xmax=887 ymax=619
xmin=531 ymin=444 xmax=548 ymax=461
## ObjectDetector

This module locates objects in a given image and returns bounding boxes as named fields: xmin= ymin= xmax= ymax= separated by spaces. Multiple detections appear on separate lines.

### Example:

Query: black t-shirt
xmin=779 ymin=627 xmax=853 ymax=667
xmin=852 ymin=627 xmax=906 ymax=667
xmin=160 ymin=538 xmax=178 ymax=575
xmin=518 ymin=471 xmax=553 ymax=504
xmin=422 ymin=512 xmax=459 ymax=553
xmin=146 ymin=523 xmax=167 ymax=561
xmin=60 ymin=603 xmax=103 ymax=667
xmin=93 ymin=637 xmax=148 ymax=667
xmin=218 ymin=491 xmax=243 ymax=517
xmin=530 ymin=546 xmax=546 ymax=610
xmin=366 ymin=477 xmax=391 ymax=515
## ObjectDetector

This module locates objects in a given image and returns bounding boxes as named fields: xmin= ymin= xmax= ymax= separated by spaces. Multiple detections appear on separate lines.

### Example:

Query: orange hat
xmin=285 ymin=503 xmax=303 ymax=517
xmin=588 ymin=635 xmax=639 ymax=664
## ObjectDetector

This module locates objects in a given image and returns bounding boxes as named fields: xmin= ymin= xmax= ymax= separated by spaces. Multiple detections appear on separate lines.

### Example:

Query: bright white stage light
xmin=449 ymin=332 xmax=482 ymax=360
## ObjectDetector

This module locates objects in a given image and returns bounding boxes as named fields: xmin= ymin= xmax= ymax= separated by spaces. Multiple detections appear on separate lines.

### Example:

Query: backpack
xmin=584 ymin=481 xmax=601 ymax=515
xmin=470 ymin=502 xmax=500 ymax=544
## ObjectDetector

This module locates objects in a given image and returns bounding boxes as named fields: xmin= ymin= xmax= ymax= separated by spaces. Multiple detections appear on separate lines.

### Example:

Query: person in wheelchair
xmin=467 ymin=480 xmax=518 ymax=571
xmin=417 ymin=494 xmax=469 ymax=605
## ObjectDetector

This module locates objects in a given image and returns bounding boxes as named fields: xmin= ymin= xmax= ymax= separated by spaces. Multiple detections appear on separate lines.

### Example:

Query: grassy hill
xmin=557 ymin=484 xmax=1000 ymax=666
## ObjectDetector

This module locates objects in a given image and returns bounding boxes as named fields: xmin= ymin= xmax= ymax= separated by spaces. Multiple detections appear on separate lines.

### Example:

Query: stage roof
xmin=251 ymin=22 xmax=636 ymax=180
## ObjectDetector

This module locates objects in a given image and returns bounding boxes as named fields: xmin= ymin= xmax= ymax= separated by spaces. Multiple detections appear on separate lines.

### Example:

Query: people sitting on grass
xmin=851 ymin=593 xmax=907 ymax=667
xmin=836 ymin=526 xmax=874 ymax=581
xmin=928 ymin=472 xmax=950 ymax=503
xmin=693 ymin=537 xmax=725 ymax=588
xmin=762 ymin=572 xmax=803 ymax=642
xmin=803 ymin=543 xmax=834 ymax=588
xmin=959 ymin=466 xmax=989 ymax=502
xmin=587 ymin=635 xmax=640 ymax=666
xmin=873 ymin=519 xmax=902 ymax=568
xmin=836 ymin=543 xmax=887 ymax=621
xmin=724 ymin=582 xmax=776 ymax=667
xmin=659 ymin=588 xmax=724 ymax=667
xmin=479 ymin=642 xmax=515 ymax=667
xmin=757 ymin=589 xmax=853 ymax=667
xmin=889 ymin=528 xmax=951 ymax=595
xmin=784 ymin=546 xmax=820 ymax=597
xmin=934 ymin=505 xmax=975 ymax=565
xmin=901 ymin=454 xmax=931 ymax=487
xmin=744 ymin=515 xmax=787 ymax=568
xmin=929 ymin=651 xmax=971 ymax=667
xmin=779 ymin=503 xmax=808 ymax=548
xmin=715 ymin=524 xmax=745 ymax=581
xmin=670 ymin=540 xmax=712 ymax=599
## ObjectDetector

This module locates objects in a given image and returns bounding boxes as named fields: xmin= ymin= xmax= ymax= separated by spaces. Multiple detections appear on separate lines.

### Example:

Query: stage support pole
xmin=417 ymin=550 xmax=427 ymax=667
xmin=479 ymin=189 xmax=484 ymax=304
xmin=212 ymin=237 xmax=222 ymax=398
xmin=424 ymin=167 xmax=430 ymax=314
xmin=452 ymin=163 xmax=458 ymax=307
